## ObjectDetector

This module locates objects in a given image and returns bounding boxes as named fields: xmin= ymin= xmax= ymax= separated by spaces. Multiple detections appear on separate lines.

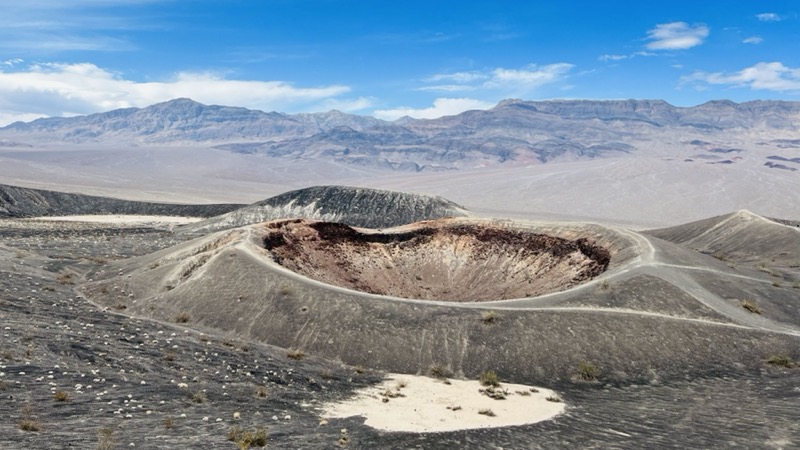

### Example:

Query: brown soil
xmin=261 ymin=219 xmax=610 ymax=301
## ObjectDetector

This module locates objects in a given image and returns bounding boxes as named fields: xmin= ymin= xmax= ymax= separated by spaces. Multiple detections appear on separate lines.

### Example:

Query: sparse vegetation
xmin=286 ymin=349 xmax=306 ymax=360
xmin=18 ymin=404 xmax=40 ymax=432
xmin=481 ymin=310 xmax=499 ymax=324
xmin=546 ymin=394 xmax=562 ymax=403
xmin=192 ymin=390 xmax=207 ymax=403
xmin=577 ymin=361 xmax=599 ymax=381
xmin=478 ymin=408 xmax=496 ymax=417
xmin=711 ymin=252 xmax=728 ymax=262
xmin=740 ymin=299 xmax=761 ymax=314
xmin=164 ymin=417 xmax=174 ymax=430
xmin=766 ymin=355 xmax=794 ymax=368
xmin=97 ymin=427 xmax=116 ymax=450
xmin=598 ymin=279 xmax=611 ymax=291
xmin=428 ymin=364 xmax=451 ymax=379
xmin=56 ymin=271 xmax=75 ymax=285
xmin=54 ymin=390 xmax=70 ymax=401
xmin=255 ymin=386 xmax=269 ymax=398
xmin=175 ymin=312 xmax=191 ymax=323
xmin=479 ymin=370 xmax=500 ymax=387
xmin=228 ymin=426 xmax=267 ymax=449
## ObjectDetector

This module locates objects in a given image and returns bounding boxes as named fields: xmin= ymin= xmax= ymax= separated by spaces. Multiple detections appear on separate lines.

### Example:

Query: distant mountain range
xmin=2 ymin=98 xmax=800 ymax=171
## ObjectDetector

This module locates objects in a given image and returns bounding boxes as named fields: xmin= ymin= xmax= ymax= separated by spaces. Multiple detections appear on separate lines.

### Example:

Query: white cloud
xmin=486 ymin=63 xmax=574 ymax=89
xmin=425 ymin=71 xmax=487 ymax=83
xmin=373 ymin=98 xmax=495 ymax=121
xmin=0 ymin=62 xmax=355 ymax=125
xmin=756 ymin=13 xmax=782 ymax=22
xmin=421 ymin=63 xmax=574 ymax=95
xmin=743 ymin=36 xmax=764 ymax=44
xmin=645 ymin=22 xmax=709 ymax=50
xmin=599 ymin=54 xmax=629 ymax=62
xmin=682 ymin=62 xmax=800 ymax=92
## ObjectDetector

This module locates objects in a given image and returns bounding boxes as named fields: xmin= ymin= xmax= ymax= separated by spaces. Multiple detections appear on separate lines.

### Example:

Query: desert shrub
xmin=175 ymin=312 xmax=191 ymax=323
xmin=740 ymin=300 xmax=761 ymax=314
xmin=479 ymin=370 xmax=500 ymax=387
xmin=711 ymin=252 xmax=728 ymax=261
xmin=481 ymin=310 xmax=499 ymax=324
xmin=192 ymin=390 xmax=207 ymax=403
xmin=766 ymin=355 xmax=794 ymax=368
xmin=598 ymin=280 xmax=611 ymax=291
xmin=54 ymin=390 xmax=70 ymax=402
xmin=56 ymin=271 xmax=74 ymax=285
xmin=428 ymin=364 xmax=451 ymax=379
xmin=255 ymin=386 xmax=268 ymax=398
xmin=546 ymin=394 xmax=562 ymax=402
xmin=19 ymin=419 xmax=41 ymax=432
xmin=164 ymin=417 xmax=174 ymax=429
xmin=228 ymin=426 xmax=268 ymax=449
xmin=19 ymin=404 xmax=40 ymax=432
xmin=477 ymin=408 xmax=496 ymax=417
xmin=97 ymin=427 xmax=116 ymax=450
xmin=577 ymin=361 xmax=599 ymax=381
xmin=286 ymin=349 xmax=305 ymax=360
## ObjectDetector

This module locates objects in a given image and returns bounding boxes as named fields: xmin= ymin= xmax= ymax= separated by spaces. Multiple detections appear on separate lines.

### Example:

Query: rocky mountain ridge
xmin=2 ymin=98 xmax=800 ymax=170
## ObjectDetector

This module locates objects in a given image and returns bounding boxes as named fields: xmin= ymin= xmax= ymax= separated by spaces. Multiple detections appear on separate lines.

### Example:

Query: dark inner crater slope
xmin=262 ymin=219 xmax=611 ymax=301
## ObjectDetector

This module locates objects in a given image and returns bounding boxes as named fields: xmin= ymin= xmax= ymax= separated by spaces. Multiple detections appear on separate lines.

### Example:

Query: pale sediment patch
xmin=321 ymin=373 xmax=565 ymax=433
xmin=30 ymin=215 xmax=203 ymax=225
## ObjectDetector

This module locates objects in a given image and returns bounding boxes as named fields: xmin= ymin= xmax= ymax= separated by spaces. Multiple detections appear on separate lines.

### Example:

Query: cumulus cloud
xmin=645 ymin=22 xmax=709 ymax=50
xmin=743 ymin=36 xmax=764 ymax=44
xmin=373 ymin=98 xmax=495 ymax=121
xmin=682 ymin=62 xmax=800 ymax=92
xmin=756 ymin=13 xmax=783 ymax=22
xmin=0 ymin=62 xmax=361 ymax=125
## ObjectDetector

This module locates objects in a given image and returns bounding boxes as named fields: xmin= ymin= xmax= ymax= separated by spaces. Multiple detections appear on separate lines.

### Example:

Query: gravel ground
xmin=1 ymin=220 xmax=799 ymax=449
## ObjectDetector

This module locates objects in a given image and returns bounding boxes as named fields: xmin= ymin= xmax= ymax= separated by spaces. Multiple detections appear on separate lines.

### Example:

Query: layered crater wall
xmin=260 ymin=219 xmax=611 ymax=301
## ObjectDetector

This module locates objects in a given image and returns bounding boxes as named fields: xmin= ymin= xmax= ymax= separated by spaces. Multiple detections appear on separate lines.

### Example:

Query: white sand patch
xmin=321 ymin=374 xmax=565 ymax=433
xmin=31 ymin=215 xmax=203 ymax=225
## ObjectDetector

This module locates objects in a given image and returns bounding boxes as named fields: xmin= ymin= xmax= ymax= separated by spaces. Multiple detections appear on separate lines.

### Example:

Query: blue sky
xmin=0 ymin=0 xmax=798 ymax=125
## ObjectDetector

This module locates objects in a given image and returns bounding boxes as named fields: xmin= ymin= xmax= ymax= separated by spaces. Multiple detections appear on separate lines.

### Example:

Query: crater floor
xmin=261 ymin=219 xmax=611 ymax=301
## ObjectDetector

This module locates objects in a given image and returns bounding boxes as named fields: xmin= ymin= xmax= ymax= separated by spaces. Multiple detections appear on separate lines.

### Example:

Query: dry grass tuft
xmin=286 ymin=349 xmax=306 ymax=360
xmin=175 ymin=312 xmax=191 ymax=323
xmin=740 ymin=300 xmax=761 ymax=314
xmin=479 ymin=370 xmax=500 ymax=387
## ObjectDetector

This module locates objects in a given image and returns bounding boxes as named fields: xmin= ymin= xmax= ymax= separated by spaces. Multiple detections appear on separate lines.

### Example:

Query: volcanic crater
xmin=261 ymin=219 xmax=611 ymax=301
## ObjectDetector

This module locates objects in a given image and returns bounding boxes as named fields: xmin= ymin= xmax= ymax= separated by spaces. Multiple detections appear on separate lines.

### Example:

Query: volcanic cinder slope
xmin=3 ymin=185 xmax=800 ymax=448
xmin=82 ymin=206 xmax=800 ymax=385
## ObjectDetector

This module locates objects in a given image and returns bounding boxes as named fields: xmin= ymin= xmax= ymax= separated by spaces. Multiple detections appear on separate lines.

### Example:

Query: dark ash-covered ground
xmin=1 ymin=217 xmax=798 ymax=449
